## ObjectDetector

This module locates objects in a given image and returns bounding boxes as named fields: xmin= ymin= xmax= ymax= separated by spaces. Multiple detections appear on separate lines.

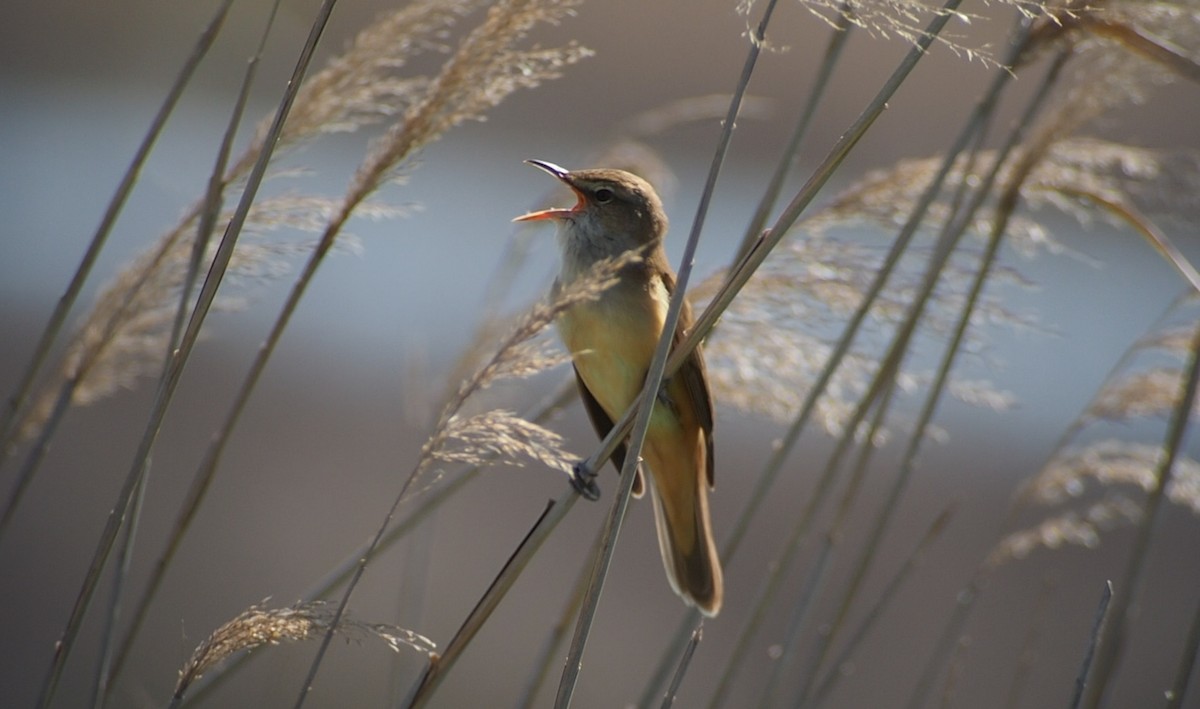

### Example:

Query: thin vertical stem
xmin=515 ymin=525 xmax=603 ymax=709
xmin=0 ymin=0 xmax=234 ymax=465
xmin=34 ymin=4 xmax=337 ymax=704
xmin=175 ymin=387 xmax=578 ymax=705
xmin=1070 ymin=582 xmax=1115 ymax=709
xmin=407 ymin=498 xmax=577 ymax=708
xmin=732 ymin=1 xmax=856 ymax=263
xmin=660 ymin=623 xmax=704 ymax=709
xmin=806 ymin=505 xmax=957 ymax=707
xmin=1080 ymin=323 xmax=1200 ymax=708
xmin=554 ymin=4 xmax=777 ymax=704
xmin=638 ymin=3 xmax=977 ymax=701
xmin=102 ymin=2 xmax=285 ymax=693
xmin=1165 ymin=584 xmax=1200 ymax=709
xmin=778 ymin=379 xmax=900 ymax=705
xmin=89 ymin=468 xmax=147 ymax=709
xmin=900 ymin=46 xmax=1075 ymax=709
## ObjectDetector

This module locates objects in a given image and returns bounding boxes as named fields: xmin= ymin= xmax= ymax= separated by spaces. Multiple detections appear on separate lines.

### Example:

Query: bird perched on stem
xmin=514 ymin=159 xmax=723 ymax=616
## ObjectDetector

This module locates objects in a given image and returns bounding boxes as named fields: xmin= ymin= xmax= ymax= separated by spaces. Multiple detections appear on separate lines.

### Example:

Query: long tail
xmin=648 ymin=470 xmax=723 ymax=616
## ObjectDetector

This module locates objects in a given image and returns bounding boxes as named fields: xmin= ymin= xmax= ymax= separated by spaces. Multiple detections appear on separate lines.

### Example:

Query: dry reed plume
xmin=693 ymin=224 xmax=1023 ymax=432
xmin=14 ymin=196 xmax=396 ymax=443
xmin=225 ymin=249 xmax=648 ymax=707
xmin=995 ymin=302 xmax=1200 ymax=563
xmin=10 ymin=0 xmax=595 ymax=704
xmin=413 ymin=249 xmax=644 ymax=494
xmin=742 ymin=0 xmax=1055 ymax=64
xmin=174 ymin=601 xmax=435 ymax=699
xmin=6 ymin=0 xmax=1200 ymax=704
xmin=9 ymin=0 xmax=589 ymax=449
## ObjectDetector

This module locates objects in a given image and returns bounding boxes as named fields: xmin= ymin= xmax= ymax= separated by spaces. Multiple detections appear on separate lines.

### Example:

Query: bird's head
xmin=514 ymin=159 xmax=668 ymax=251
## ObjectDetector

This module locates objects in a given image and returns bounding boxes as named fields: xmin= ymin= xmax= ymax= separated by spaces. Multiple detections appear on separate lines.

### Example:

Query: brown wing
xmin=662 ymin=272 xmax=716 ymax=489
xmin=574 ymin=365 xmax=645 ymax=497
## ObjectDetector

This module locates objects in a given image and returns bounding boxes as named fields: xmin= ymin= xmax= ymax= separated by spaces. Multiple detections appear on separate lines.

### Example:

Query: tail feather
xmin=649 ymin=479 xmax=723 ymax=616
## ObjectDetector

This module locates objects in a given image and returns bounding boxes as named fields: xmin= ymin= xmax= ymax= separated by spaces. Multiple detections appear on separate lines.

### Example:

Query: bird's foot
xmin=569 ymin=460 xmax=601 ymax=501
xmin=656 ymin=382 xmax=678 ymax=414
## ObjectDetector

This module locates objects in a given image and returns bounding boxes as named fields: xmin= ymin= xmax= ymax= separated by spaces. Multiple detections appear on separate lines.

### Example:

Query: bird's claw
xmin=570 ymin=460 xmax=601 ymax=501
xmin=656 ymin=381 xmax=678 ymax=414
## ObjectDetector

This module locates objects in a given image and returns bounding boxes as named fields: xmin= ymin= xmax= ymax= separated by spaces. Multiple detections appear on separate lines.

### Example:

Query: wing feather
xmin=573 ymin=365 xmax=645 ymax=497
xmin=661 ymin=271 xmax=716 ymax=488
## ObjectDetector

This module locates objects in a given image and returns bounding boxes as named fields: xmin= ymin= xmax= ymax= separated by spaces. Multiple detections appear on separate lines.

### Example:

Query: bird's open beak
xmin=513 ymin=159 xmax=586 ymax=222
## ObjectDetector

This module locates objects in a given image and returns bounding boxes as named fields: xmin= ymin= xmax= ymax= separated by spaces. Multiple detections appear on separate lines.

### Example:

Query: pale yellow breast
xmin=557 ymin=276 xmax=670 ymax=423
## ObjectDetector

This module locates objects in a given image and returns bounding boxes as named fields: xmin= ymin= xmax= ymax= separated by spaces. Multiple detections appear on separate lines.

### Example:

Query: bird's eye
xmin=594 ymin=187 xmax=615 ymax=204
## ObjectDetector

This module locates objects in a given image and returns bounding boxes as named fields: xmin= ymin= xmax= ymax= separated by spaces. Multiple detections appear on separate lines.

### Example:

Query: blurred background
xmin=2 ymin=0 xmax=1199 ymax=707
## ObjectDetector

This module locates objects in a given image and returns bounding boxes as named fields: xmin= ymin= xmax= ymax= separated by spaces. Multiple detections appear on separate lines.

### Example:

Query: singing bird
xmin=514 ymin=160 xmax=723 ymax=616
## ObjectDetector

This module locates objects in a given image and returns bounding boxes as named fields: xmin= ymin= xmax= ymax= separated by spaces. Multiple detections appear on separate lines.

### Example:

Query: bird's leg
xmin=569 ymin=460 xmax=601 ymax=501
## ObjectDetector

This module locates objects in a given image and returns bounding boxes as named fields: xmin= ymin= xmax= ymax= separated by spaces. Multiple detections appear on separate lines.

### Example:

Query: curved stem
xmin=0 ymin=0 xmax=234 ymax=465
xmin=638 ymin=2 xmax=983 ymax=701
xmin=34 ymin=4 xmax=336 ymax=704
xmin=1080 ymin=321 xmax=1200 ymax=707
xmin=732 ymin=2 xmax=855 ymax=264
xmin=103 ymin=1 xmax=284 ymax=692
xmin=407 ymin=496 xmax=579 ymax=708
xmin=554 ymin=2 xmax=777 ymax=702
